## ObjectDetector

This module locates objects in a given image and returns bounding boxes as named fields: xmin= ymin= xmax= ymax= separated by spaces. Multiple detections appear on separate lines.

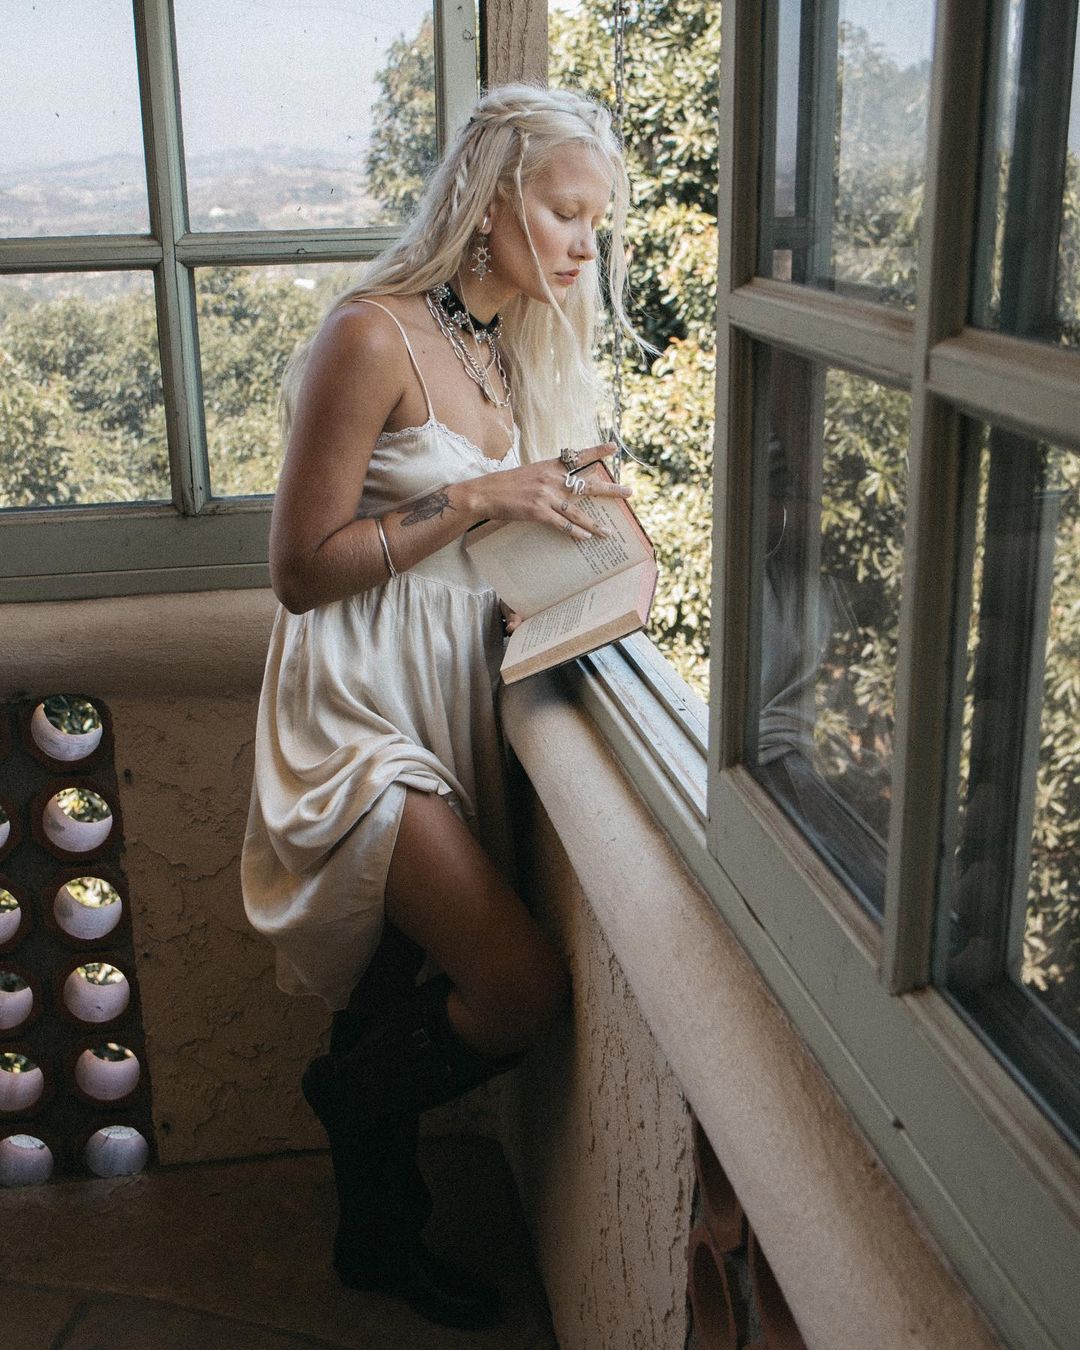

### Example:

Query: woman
xmin=241 ymin=83 xmax=645 ymax=1329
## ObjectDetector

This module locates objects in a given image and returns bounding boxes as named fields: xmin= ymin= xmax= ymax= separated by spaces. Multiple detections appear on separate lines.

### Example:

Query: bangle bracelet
xmin=375 ymin=517 xmax=398 ymax=579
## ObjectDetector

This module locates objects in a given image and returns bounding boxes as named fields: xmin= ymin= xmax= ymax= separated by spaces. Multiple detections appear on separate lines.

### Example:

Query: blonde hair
xmin=280 ymin=82 xmax=651 ymax=463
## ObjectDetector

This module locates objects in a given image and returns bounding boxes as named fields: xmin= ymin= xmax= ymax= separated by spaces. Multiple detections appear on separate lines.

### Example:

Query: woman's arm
xmin=270 ymin=303 xmax=479 ymax=613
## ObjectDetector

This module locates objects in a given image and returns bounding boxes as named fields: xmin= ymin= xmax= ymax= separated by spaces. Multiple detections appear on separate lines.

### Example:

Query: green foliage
xmin=552 ymin=0 xmax=720 ymax=698
xmin=365 ymin=14 xmax=438 ymax=222
xmin=0 ymin=268 xmax=328 ymax=508
xmin=0 ymin=289 xmax=169 ymax=506
xmin=195 ymin=268 xmax=324 ymax=496
xmin=552 ymin=0 xmax=721 ymax=353
xmin=1056 ymin=151 xmax=1080 ymax=346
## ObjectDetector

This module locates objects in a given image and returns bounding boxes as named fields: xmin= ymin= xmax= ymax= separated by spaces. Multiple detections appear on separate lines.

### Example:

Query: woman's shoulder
xmin=315 ymin=294 xmax=418 ymax=368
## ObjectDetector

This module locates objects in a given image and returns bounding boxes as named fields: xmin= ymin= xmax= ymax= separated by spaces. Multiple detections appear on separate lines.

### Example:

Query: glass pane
xmin=749 ymin=349 xmax=910 ymax=917
xmin=174 ymin=0 xmax=439 ymax=232
xmin=939 ymin=420 xmax=1080 ymax=1141
xmin=759 ymin=0 xmax=936 ymax=307
xmin=0 ymin=273 xmax=168 ymax=509
xmin=198 ymin=263 xmax=368 ymax=498
xmin=973 ymin=1 xmax=1080 ymax=345
xmin=0 ymin=2 xmax=148 ymax=237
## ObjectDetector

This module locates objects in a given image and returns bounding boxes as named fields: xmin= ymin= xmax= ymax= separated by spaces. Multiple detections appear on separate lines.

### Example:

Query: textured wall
xmin=108 ymin=692 xmax=328 ymax=1164
xmin=502 ymin=794 xmax=693 ymax=1350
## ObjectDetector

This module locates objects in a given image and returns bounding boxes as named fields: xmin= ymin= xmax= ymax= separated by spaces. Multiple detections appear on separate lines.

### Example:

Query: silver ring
xmin=564 ymin=469 xmax=579 ymax=489
xmin=571 ymin=478 xmax=586 ymax=496
xmin=560 ymin=446 xmax=579 ymax=471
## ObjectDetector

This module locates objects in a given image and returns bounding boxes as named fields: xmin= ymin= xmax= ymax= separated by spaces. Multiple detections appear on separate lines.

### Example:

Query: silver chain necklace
xmin=424 ymin=287 xmax=513 ymax=410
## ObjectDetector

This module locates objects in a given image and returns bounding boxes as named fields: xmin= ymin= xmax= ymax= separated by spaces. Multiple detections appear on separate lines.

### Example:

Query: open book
xmin=465 ymin=458 xmax=657 ymax=683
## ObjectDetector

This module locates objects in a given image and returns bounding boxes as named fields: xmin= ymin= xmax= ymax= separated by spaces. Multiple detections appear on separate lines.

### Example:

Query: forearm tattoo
xmin=399 ymin=489 xmax=456 ymax=527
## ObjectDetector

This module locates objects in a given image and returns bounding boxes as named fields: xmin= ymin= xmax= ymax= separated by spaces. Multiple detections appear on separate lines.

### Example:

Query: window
xmin=0 ymin=0 xmax=478 ymax=602
xmin=578 ymin=2 xmax=1080 ymax=1346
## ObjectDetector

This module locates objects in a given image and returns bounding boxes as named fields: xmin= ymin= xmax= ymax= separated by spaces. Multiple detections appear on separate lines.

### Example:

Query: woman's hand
xmin=499 ymin=601 xmax=523 ymax=635
xmin=463 ymin=441 xmax=633 ymax=543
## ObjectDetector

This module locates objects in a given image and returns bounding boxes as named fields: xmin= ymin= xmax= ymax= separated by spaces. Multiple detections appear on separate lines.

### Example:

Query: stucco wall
xmin=108 ymin=692 xmax=328 ymax=1163
xmin=501 ymin=795 xmax=693 ymax=1350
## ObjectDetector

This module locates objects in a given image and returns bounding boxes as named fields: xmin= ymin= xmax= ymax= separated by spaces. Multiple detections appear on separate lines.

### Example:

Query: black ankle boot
xmin=325 ymin=1110 xmax=503 ymax=1330
xmin=306 ymin=969 xmax=519 ymax=1329
xmin=303 ymin=973 xmax=522 ymax=1134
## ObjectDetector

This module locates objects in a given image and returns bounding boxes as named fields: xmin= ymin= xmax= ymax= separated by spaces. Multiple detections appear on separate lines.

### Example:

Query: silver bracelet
xmin=375 ymin=517 xmax=398 ymax=579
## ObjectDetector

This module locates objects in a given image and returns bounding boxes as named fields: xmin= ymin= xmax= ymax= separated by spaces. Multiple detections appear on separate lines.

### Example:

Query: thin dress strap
xmin=349 ymin=298 xmax=436 ymax=424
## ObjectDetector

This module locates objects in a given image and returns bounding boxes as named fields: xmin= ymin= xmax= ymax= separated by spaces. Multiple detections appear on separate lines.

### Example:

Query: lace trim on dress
xmin=375 ymin=414 xmax=519 ymax=471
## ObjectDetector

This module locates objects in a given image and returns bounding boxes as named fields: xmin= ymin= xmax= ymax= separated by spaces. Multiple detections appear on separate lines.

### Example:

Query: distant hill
xmin=0 ymin=146 xmax=394 ymax=238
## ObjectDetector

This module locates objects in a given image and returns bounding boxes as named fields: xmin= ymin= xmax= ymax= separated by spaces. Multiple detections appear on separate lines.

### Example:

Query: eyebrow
xmin=556 ymin=193 xmax=609 ymax=217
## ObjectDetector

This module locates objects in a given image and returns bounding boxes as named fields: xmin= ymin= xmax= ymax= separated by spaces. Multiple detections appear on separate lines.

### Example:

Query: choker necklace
xmin=430 ymin=281 xmax=503 ymax=339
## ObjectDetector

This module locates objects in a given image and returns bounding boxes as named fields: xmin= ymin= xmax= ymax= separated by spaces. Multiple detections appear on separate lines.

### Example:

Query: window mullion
xmin=434 ymin=0 xmax=481 ymax=152
xmin=707 ymin=0 xmax=761 ymax=805
xmin=881 ymin=0 xmax=993 ymax=992
xmin=0 ymin=237 xmax=164 ymax=271
xmin=135 ymin=0 xmax=209 ymax=517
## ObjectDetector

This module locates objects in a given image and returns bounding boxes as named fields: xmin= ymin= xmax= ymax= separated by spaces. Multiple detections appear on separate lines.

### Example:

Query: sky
xmin=3 ymin=0 xmax=1078 ymax=169
xmin=1 ymin=0 xmax=434 ymax=170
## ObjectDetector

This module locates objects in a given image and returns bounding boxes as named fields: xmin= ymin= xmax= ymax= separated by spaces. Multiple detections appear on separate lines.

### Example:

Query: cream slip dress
xmin=242 ymin=300 xmax=521 ymax=1010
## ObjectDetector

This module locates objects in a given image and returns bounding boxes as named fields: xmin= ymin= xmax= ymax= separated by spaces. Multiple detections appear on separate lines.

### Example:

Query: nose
xmin=573 ymin=227 xmax=597 ymax=263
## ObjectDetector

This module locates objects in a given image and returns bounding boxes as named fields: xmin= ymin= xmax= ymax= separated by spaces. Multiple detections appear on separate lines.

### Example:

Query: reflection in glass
xmin=750 ymin=349 xmax=909 ymax=916
xmin=941 ymin=422 xmax=1080 ymax=1138
xmin=197 ymin=263 xmax=369 ymax=498
xmin=973 ymin=1 xmax=1080 ymax=344
xmin=760 ymin=0 xmax=935 ymax=307
xmin=0 ymin=273 xmax=168 ymax=510
xmin=174 ymin=0 xmax=438 ymax=231
xmin=0 ymin=1 xmax=147 ymax=237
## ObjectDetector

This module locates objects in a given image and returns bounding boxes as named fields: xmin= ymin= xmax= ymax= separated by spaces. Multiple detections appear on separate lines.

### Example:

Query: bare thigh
xmin=384 ymin=788 xmax=569 ymax=1056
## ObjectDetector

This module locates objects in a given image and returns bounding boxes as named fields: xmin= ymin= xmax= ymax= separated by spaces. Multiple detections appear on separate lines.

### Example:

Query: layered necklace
xmin=424 ymin=281 xmax=512 ymax=410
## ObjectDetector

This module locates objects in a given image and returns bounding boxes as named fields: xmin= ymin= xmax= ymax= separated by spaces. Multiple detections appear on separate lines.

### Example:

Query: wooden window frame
xmin=0 ymin=0 xmax=479 ymax=603
xmin=696 ymin=2 xmax=1080 ymax=1346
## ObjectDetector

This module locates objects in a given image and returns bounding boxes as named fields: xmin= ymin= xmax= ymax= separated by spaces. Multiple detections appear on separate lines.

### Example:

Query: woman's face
xmin=483 ymin=141 xmax=613 ymax=307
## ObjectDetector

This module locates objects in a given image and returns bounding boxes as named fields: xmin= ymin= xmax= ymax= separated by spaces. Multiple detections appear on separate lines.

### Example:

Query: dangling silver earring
xmin=471 ymin=220 xmax=491 ymax=280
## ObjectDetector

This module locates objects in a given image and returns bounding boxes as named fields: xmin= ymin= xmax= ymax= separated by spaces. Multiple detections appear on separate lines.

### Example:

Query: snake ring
xmin=564 ymin=469 xmax=580 ymax=489
xmin=571 ymin=478 xmax=586 ymax=496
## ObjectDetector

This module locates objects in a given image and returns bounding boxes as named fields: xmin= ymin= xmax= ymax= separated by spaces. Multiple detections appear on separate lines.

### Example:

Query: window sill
xmin=500 ymin=661 xmax=999 ymax=1350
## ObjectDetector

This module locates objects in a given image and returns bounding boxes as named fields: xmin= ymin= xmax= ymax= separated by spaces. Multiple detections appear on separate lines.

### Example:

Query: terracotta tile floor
xmin=1 ymin=1137 xmax=559 ymax=1349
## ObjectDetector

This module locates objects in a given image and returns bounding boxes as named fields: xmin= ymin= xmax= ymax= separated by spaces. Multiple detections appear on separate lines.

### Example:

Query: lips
xmin=556 ymin=270 xmax=580 ymax=281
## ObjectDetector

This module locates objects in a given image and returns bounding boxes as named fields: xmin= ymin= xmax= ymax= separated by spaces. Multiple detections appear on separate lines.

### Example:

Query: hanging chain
xmin=610 ymin=0 xmax=630 ymax=483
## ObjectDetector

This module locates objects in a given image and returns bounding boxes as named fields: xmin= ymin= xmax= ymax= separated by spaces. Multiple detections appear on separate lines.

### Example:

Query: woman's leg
xmin=384 ymin=787 xmax=570 ymax=1059
xmin=314 ymin=916 xmax=504 ymax=1328
xmin=302 ymin=788 xmax=567 ymax=1329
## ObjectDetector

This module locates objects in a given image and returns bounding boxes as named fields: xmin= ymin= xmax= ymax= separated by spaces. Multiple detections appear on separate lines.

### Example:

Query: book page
xmin=505 ymin=564 xmax=651 ymax=660
xmin=466 ymin=470 xmax=652 ymax=616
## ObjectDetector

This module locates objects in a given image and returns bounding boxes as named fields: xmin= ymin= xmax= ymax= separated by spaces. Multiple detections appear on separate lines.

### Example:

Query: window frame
xmin=0 ymin=0 xmax=479 ymax=603
xmin=578 ymin=1 xmax=1080 ymax=1346
xmin=713 ymin=2 xmax=1080 ymax=1345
